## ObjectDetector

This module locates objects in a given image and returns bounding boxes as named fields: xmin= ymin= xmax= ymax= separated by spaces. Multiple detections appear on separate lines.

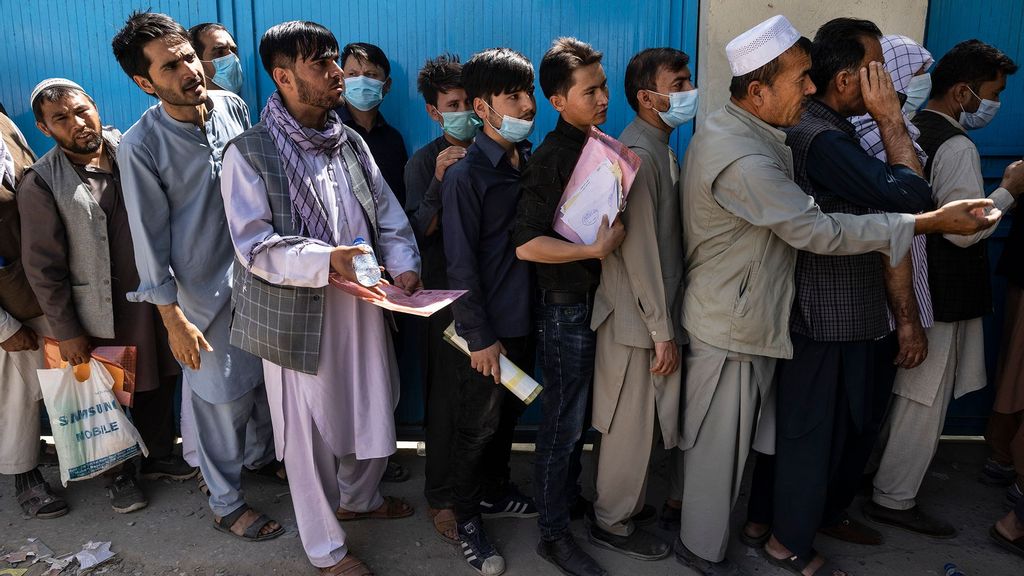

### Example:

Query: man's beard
xmin=154 ymin=75 xmax=207 ymax=107
xmin=296 ymin=75 xmax=343 ymax=110
xmin=60 ymin=131 xmax=103 ymax=155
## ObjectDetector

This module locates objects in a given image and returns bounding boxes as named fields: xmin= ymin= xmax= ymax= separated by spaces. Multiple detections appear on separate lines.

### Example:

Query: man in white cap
xmin=675 ymin=14 xmax=999 ymax=575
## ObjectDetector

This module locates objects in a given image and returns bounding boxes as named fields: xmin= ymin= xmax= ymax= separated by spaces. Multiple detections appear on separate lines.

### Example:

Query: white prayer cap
xmin=30 ymin=78 xmax=86 ymax=109
xmin=726 ymin=15 xmax=802 ymax=77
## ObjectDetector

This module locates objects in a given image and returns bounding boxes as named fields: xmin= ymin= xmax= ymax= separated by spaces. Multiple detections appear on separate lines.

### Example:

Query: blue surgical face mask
xmin=439 ymin=110 xmax=479 ymax=142
xmin=902 ymin=73 xmax=930 ymax=114
xmin=207 ymin=53 xmax=243 ymax=94
xmin=959 ymin=85 xmax=1000 ymax=130
xmin=647 ymin=88 xmax=699 ymax=128
xmin=344 ymin=76 xmax=385 ymax=111
xmin=483 ymin=102 xmax=534 ymax=143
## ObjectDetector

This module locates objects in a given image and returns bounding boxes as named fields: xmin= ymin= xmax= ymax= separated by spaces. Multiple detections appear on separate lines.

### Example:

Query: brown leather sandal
xmin=17 ymin=482 xmax=69 ymax=519
xmin=319 ymin=554 xmax=374 ymax=575
xmin=336 ymin=495 xmax=413 ymax=521
xmin=429 ymin=507 xmax=458 ymax=544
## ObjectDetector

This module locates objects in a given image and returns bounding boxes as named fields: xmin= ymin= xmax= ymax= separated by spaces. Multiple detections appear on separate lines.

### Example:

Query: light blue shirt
xmin=118 ymin=90 xmax=262 ymax=403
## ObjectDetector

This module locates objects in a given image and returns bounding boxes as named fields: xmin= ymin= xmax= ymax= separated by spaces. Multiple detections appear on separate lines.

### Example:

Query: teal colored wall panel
xmin=924 ymin=0 xmax=1024 ymax=435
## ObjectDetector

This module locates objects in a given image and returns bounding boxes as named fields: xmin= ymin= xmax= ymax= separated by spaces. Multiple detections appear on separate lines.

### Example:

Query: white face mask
xmin=959 ymin=85 xmax=1000 ymax=130
xmin=902 ymin=73 xmax=930 ymax=114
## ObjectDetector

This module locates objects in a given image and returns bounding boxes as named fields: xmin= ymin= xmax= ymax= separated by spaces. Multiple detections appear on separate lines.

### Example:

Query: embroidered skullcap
xmin=30 ymin=78 xmax=85 ymax=109
xmin=726 ymin=15 xmax=801 ymax=77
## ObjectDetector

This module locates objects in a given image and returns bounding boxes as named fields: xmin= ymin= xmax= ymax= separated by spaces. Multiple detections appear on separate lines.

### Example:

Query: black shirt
xmin=404 ymin=135 xmax=452 ymax=289
xmin=512 ymin=116 xmax=599 ymax=292
xmin=337 ymin=106 xmax=409 ymax=206
xmin=441 ymin=132 xmax=532 ymax=351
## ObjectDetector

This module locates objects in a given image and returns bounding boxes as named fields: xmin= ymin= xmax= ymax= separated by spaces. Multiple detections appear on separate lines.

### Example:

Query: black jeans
xmin=422 ymin=307 xmax=465 ymax=509
xmin=129 ymin=375 xmax=180 ymax=461
xmin=450 ymin=335 xmax=534 ymax=522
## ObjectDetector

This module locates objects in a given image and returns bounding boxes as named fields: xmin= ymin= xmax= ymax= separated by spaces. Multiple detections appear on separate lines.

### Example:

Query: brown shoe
xmin=819 ymin=512 xmax=882 ymax=545
xmin=336 ymin=495 xmax=413 ymax=521
xmin=320 ymin=554 xmax=374 ymax=575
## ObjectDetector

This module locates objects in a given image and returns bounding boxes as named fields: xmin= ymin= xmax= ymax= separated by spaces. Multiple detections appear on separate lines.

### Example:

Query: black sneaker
xmin=480 ymin=485 xmax=538 ymax=519
xmin=458 ymin=516 xmax=505 ymax=576
xmin=537 ymin=534 xmax=607 ymax=576
xmin=981 ymin=458 xmax=1016 ymax=486
xmin=588 ymin=523 xmax=669 ymax=560
xmin=107 ymin=474 xmax=148 ymax=514
xmin=140 ymin=455 xmax=197 ymax=481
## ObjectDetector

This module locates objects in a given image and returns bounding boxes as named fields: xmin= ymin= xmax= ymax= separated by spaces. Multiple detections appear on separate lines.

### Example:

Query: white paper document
xmin=443 ymin=323 xmax=542 ymax=405
xmin=558 ymin=159 xmax=623 ymax=245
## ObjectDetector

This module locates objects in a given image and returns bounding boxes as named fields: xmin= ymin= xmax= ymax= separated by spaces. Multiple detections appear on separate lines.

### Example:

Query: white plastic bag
xmin=37 ymin=360 xmax=148 ymax=486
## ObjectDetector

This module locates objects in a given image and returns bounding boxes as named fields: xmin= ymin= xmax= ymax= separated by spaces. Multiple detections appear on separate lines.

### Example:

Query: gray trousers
xmin=679 ymin=353 xmax=767 ymax=562
xmin=181 ymin=377 xmax=274 ymax=470
xmin=189 ymin=384 xmax=276 ymax=517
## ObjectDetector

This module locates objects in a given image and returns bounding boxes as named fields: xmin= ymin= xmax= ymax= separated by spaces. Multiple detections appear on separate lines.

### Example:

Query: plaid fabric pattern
xmin=784 ymin=100 xmax=890 ymax=342
xmin=227 ymin=121 xmax=380 ymax=374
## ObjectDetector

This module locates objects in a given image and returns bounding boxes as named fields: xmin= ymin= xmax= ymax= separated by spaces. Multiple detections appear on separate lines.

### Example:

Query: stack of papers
xmin=558 ymin=159 xmax=624 ymax=245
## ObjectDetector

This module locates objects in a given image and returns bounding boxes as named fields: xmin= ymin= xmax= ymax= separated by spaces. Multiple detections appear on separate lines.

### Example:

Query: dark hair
xmin=258 ymin=21 xmax=339 ymax=80
xmin=462 ymin=47 xmax=534 ymax=103
xmin=624 ymin=48 xmax=690 ymax=112
xmin=729 ymin=37 xmax=812 ymax=100
xmin=188 ymin=22 xmax=227 ymax=58
xmin=31 ymin=86 xmax=94 ymax=123
xmin=931 ymin=39 xmax=1018 ymax=98
xmin=539 ymin=37 xmax=603 ymax=99
xmin=808 ymin=18 xmax=882 ymax=94
xmin=112 ymin=11 xmax=191 ymax=79
xmin=341 ymin=42 xmax=391 ymax=77
xmin=417 ymin=53 xmax=462 ymax=106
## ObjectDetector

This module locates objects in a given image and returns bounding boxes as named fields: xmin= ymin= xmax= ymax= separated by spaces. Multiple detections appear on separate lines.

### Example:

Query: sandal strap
xmin=321 ymin=555 xmax=373 ymax=576
xmin=242 ymin=512 xmax=274 ymax=539
xmin=216 ymin=504 xmax=250 ymax=530
xmin=17 ymin=482 xmax=60 ymax=515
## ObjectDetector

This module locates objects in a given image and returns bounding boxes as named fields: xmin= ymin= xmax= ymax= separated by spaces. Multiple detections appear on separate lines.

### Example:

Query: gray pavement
xmin=1 ymin=440 xmax=1021 ymax=576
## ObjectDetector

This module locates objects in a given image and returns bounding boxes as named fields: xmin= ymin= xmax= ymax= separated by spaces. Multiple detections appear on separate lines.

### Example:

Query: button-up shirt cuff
xmin=0 ymin=308 xmax=22 ymax=342
xmin=888 ymin=213 xmax=917 ymax=266
xmin=648 ymin=322 xmax=674 ymax=343
xmin=460 ymin=325 xmax=497 ymax=353
xmin=127 ymin=278 xmax=179 ymax=306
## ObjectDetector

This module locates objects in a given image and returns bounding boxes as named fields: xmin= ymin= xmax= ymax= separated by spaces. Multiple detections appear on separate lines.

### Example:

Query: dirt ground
xmin=1 ymin=441 xmax=1021 ymax=576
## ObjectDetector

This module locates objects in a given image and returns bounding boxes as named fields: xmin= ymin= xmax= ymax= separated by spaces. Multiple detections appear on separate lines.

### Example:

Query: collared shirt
xmin=404 ymin=135 xmax=452 ymax=289
xmin=784 ymin=98 xmax=933 ymax=341
xmin=442 ymin=131 xmax=532 ymax=351
xmin=338 ymin=106 xmax=408 ymax=206
xmin=512 ymin=116 xmax=598 ymax=293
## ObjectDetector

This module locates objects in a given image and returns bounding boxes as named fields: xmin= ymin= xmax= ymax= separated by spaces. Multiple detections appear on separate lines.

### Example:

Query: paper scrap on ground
xmin=330 ymin=275 xmax=466 ymax=317
xmin=0 ymin=569 xmax=29 ymax=575
xmin=74 ymin=542 xmax=114 ymax=571
xmin=1 ymin=538 xmax=54 ymax=564
xmin=443 ymin=323 xmax=542 ymax=404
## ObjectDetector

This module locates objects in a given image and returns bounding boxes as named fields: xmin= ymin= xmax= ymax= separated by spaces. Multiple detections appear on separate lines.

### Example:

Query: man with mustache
xmin=221 ymin=20 xmax=420 ymax=575
xmin=112 ymin=12 xmax=281 ymax=541
xmin=18 ymin=78 xmax=189 ymax=514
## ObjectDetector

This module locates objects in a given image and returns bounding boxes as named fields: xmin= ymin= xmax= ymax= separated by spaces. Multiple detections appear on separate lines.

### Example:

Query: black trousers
xmin=421 ymin=307 xmax=466 ymax=509
xmin=450 ymin=335 xmax=534 ymax=523
xmin=747 ymin=332 xmax=897 ymax=557
xmin=128 ymin=375 xmax=180 ymax=462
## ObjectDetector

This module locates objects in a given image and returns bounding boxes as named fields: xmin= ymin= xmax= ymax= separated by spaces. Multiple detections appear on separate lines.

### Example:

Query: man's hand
xmin=0 ymin=325 xmax=39 ymax=352
xmin=393 ymin=271 xmax=422 ymax=295
xmin=59 ymin=335 xmax=93 ymax=366
xmin=1000 ymin=159 xmax=1024 ymax=199
xmin=861 ymin=62 xmax=904 ymax=126
xmin=330 ymin=245 xmax=386 ymax=300
xmin=591 ymin=215 xmax=626 ymax=259
xmin=470 ymin=341 xmax=505 ymax=384
xmin=650 ymin=340 xmax=679 ymax=376
xmin=434 ymin=146 xmax=467 ymax=182
xmin=158 ymin=304 xmax=213 ymax=371
xmin=893 ymin=321 xmax=927 ymax=369
xmin=916 ymin=198 xmax=1000 ymax=235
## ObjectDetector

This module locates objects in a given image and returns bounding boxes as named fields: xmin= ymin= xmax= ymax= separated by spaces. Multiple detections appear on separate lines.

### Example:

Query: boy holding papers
xmin=440 ymin=47 xmax=539 ymax=576
xmin=512 ymin=37 xmax=625 ymax=576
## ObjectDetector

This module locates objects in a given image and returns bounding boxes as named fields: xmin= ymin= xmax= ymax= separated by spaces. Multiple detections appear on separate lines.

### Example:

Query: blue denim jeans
xmin=533 ymin=298 xmax=595 ymax=541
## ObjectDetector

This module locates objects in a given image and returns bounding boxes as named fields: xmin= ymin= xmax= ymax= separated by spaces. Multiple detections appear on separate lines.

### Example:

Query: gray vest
xmin=227 ymin=122 xmax=380 ymax=374
xmin=29 ymin=128 xmax=121 ymax=338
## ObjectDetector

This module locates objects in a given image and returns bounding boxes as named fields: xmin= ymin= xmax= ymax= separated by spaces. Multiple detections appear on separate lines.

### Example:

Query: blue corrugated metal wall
xmin=0 ymin=0 xmax=698 ymax=429
xmin=925 ymin=0 xmax=1024 ymax=434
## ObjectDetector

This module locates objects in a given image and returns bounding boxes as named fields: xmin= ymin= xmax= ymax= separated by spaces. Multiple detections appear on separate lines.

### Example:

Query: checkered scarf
xmin=850 ymin=35 xmax=933 ymax=163
xmin=262 ymin=92 xmax=343 ymax=245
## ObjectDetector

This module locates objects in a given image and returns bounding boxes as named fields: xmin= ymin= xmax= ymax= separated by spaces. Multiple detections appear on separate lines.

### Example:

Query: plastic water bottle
xmin=352 ymin=237 xmax=381 ymax=287
xmin=944 ymin=563 xmax=965 ymax=576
